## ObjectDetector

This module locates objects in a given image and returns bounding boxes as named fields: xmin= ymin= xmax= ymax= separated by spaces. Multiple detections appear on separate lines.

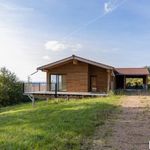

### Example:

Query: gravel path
xmin=91 ymin=96 xmax=150 ymax=150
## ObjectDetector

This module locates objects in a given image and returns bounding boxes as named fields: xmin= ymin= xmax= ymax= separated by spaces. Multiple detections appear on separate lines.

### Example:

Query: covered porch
xmin=23 ymin=82 xmax=108 ymax=97
xmin=115 ymin=68 xmax=149 ymax=90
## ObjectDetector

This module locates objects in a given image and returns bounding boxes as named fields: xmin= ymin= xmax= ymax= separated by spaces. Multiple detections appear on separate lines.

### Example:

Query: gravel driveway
xmin=91 ymin=96 xmax=150 ymax=150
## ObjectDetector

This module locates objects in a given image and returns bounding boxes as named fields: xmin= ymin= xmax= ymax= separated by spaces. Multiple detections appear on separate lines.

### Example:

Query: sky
xmin=0 ymin=0 xmax=150 ymax=82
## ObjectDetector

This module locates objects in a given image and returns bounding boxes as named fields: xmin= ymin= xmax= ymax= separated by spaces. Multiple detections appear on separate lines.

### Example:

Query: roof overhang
xmin=37 ymin=55 xmax=114 ymax=71
xmin=115 ymin=68 xmax=149 ymax=76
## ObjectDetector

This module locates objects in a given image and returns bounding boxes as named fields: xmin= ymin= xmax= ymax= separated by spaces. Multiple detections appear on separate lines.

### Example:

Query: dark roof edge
xmin=37 ymin=55 xmax=114 ymax=70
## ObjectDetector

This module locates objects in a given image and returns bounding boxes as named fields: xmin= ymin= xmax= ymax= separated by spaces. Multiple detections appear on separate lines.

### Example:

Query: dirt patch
xmin=90 ymin=96 xmax=150 ymax=150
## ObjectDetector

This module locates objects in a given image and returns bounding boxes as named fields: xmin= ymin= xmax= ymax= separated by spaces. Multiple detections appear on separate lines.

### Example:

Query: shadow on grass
xmin=115 ymin=90 xmax=150 ymax=96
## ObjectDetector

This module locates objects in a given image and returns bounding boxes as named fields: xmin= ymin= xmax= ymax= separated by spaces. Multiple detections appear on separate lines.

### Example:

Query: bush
xmin=0 ymin=67 xmax=29 ymax=107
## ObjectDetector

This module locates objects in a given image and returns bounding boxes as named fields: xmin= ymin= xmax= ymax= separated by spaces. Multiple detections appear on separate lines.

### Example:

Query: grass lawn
xmin=0 ymin=96 xmax=120 ymax=150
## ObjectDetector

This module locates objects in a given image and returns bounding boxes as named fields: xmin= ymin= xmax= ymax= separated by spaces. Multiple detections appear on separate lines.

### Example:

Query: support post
xmin=146 ymin=76 xmax=148 ymax=90
xmin=47 ymin=72 xmax=50 ymax=91
xmin=27 ymin=94 xmax=35 ymax=107
xmin=55 ymin=83 xmax=57 ymax=98
xmin=143 ymin=76 xmax=148 ymax=91
xmin=39 ymin=83 xmax=40 ymax=91
xmin=107 ymin=70 xmax=110 ymax=93
xmin=23 ymin=83 xmax=25 ymax=93
xmin=32 ymin=97 xmax=35 ymax=107
xmin=46 ymin=98 xmax=49 ymax=102
xmin=123 ymin=76 xmax=126 ymax=90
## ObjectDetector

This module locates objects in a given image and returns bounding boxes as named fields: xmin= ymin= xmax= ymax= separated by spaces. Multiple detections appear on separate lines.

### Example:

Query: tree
xmin=145 ymin=66 xmax=150 ymax=73
xmin=0 ymin=67 xmax=29 ymax=106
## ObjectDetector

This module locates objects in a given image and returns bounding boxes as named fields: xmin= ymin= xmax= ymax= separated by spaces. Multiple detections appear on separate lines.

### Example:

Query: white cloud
xmin=45 ymin=40 xmax=82 ymax=52
xmin=45 ymin=41 xmax=66 ymax=51
xmin=42 ymin=55 xmax=50 ymax=60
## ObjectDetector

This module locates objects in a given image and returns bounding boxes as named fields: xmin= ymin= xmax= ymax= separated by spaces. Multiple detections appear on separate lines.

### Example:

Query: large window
xmin=50 ymin=75 xmax=66 ymax=91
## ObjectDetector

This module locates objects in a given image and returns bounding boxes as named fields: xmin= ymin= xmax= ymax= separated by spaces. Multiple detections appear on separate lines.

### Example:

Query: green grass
xmin=0 ymin=96 xmax=120 ymax=150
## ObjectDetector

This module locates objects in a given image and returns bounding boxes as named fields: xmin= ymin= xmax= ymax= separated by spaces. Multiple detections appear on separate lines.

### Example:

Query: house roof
xmin=37 ymin=55 xmax=114 ymax=71
xmin=115 ymin=68 xmax=149 ymax=75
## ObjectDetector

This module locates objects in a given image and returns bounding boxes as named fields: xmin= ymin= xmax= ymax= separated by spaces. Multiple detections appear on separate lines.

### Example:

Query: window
xmin=50 ymin=75 xmax=66 ymax=91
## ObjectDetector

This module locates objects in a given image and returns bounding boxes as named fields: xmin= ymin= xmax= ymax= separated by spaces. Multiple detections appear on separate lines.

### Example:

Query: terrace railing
xmin=23 ymin=82 xmax=57 ymax=93
xmin=24 ymin=82 xmax=59 ymax=98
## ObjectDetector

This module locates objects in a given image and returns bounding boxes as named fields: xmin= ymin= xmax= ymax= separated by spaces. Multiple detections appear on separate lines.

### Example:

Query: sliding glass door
xmin=58 ymin=75 xmax=66 ymax=91
xmin=51 ymin=75 xmax=57 ymax=91
xmin=50 ymin=75 xmax=66 ymax=91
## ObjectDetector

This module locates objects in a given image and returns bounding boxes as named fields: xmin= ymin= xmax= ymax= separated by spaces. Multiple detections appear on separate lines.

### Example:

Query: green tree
xmin=0 ymin=67 xmax=28 ymax=106
xmin=145 ymin=66 xmax=150 ymax=73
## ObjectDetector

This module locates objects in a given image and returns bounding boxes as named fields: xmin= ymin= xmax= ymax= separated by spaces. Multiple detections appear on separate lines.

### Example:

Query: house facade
xmin=24 ymin=55 xmax=149 ymax=96
xmin=37 ymin=55 xmax=114 ymax=93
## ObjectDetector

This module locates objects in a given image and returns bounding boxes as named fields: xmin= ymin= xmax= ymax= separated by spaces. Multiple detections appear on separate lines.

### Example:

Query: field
xmin=0 ymin=96 xmax=120 ymax=150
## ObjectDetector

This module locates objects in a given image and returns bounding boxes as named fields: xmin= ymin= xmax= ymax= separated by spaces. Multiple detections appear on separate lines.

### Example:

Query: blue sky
xmin=0 ymin=0 xmax=150 ymax=81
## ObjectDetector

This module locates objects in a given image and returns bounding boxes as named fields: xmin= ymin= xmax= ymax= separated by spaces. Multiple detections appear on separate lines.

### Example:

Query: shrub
xmin=0 ymin=67 xmax=29 ymax=107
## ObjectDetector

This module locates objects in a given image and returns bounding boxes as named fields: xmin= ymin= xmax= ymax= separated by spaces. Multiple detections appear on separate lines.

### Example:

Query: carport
xmin=115 ymin=68 xmax=149 ymax=90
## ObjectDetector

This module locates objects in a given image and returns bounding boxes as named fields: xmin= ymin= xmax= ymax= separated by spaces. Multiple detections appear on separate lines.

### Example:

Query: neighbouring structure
xmin=24 ymin=55 xmax=149 ymax=97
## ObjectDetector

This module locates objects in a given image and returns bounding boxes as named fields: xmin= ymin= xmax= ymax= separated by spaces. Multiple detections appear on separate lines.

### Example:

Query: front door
xmin=90 ymin=76 xmax=97 ymax=92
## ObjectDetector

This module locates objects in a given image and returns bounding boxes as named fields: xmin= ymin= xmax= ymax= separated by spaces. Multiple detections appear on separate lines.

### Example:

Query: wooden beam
xmin=46 ymin=72 xmax=50 ymax=91
xmin=73 ymin=59 xmax=78 ymax=65
xmin=143 ymin=75 xmax=148 ymax=90
xmin=123 ymin=75 xmax=126 ymax=89
xmin=107 ymin=70 xmax=110 ymax=92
